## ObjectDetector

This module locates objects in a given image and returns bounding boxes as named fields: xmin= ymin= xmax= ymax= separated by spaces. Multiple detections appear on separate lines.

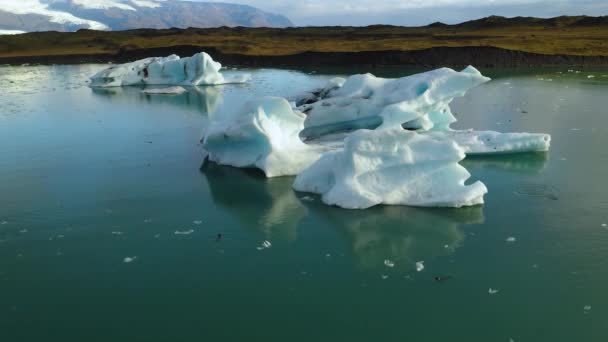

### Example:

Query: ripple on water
xmin=514 ymin=183 xmax=559 ymax=200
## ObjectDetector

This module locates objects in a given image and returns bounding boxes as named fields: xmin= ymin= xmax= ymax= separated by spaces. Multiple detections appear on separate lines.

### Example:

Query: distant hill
xmin=455 ymin=15 xmax=608 ymax=28
xmin=0 ymin=0 xmax=293 ymax=33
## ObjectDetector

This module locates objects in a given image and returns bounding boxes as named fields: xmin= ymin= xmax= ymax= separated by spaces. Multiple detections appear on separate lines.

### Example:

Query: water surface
xmin=1 ymin=64 xmax=607 ymax=341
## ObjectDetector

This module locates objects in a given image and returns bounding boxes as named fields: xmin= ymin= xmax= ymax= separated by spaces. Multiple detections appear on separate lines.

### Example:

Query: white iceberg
xmin=203 ymin=97 xmax=324 ymax=178
xmin=90 ymin=52 xmax=250 ymax=87
xmin=293 ymin=128 xmax=488 ymax=209
xmin=299 ymin=66 xmax=490 ymax=133
xmin=423 ymin=130 xmax=551 ymax=154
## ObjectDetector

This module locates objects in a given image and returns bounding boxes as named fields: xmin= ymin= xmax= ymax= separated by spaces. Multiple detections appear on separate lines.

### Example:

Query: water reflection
xmin=305 ymin=203 xmax=484 ymax=270
xmin=462 ymin=152 xmax=549 ymax=174
xmin=204 ymin=163 xmax=484 ymax=270
xmin=90 ymin=86 xmax=223 ymax=115
xmin=203 ymin=164 xmax=306 ymax=242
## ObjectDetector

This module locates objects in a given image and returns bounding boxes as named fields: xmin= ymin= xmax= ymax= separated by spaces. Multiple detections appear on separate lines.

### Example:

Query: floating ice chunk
xmin=381 ymin=275 xmax=389 ymax=280
xmin=123 ymin=256 xmax=137 ymax=263
xmin=416 ymin=261 xmax=425 ymax=272
xmin=293 ymin=129 xmax=487 ymax=209
xmin=90 ymin=52 xmax=250 ymax=87
xmin=423 ymin=130 xmax=551 ymax=154
xmin=141 ymin=86 xmax=187 ymax=95
xmin=174 ymin=229 xmax=194 ymax=235
xmin=257 ymin=240 xmax=272 ymax=250
xmin=1 ymin=221 xmax=8 ymax=225
xmin=19 ymin=229 xmax=28 ymax=233
xmin=588 ymin=75 xmax=595 ymax=79
xmin=193 ymin=220 xmax=203 ymax=225
xmin=602 ymin=223 xmax=607 ymax=228
xmin=506 ymin=237 xmax=517 ymax=243
xmin=300 ymin=196 xmax=315 ymax=202
xmin=584 ymin=305 xmax=592 ymax=313
xmin=488 ymin=288 xmax=499 ymax=295
xmin=384 ymin=260 xmax=395 ymax=268
xmin=299 ymin=66 xmax=490 ymax=134
xmin=204 ymin=97 xmax=324 ymax=177
xmin=111 ymin=231 xmax=124 ymax=236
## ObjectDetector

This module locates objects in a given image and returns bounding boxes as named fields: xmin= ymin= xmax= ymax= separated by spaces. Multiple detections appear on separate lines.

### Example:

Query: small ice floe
xmin=257 ymin=240 xmax=272 ymax=250
xmin=584 ymin=305 xmax=592 ymax=313
xmin=384 ymin=260 xmax=395 ymax=268
xmin=489 ymin=288 xmax=500 ymax=295
xmin=325 ymin=253 xmax=332 ymax=257
xmin=111 ymin=231 xmax=124 ymax=236
xmin=416 ymin=261 xmax=425 ymax=272
xmin=123 ymin=256 xmax=137 ymax=263
xmin=19 ymin=229 xmax=28 ymax=234
xmin=381 ymin=275 xmax=389 ymax=280
xmin=300 ymin=196 xmax=315 ymax=202
xmin=506 ymin=237 xmax=517 ymax=243
xmin=174 ymin=229 xmax=194 ymax=235
xmin=444 ymin=244 xmax=450 ymax=249
xmin=1 ymin=221 xmax=8 ymax=225
xmin=587 ymin=75 xmax=595 ymax=79
xmin=154 ymin=234 xmax=161 ymax=239
xmin=193 ymin=220 xmax=203 ymax=225
xmin=509 ymin=338 xmax=515 ymax=342
xmin=601 ymin=223 xmax=607 ymax=228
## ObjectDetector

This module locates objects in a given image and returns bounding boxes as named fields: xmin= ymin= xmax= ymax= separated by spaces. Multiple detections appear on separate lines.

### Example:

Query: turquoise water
xmin=1 ymin=65 xmax=608 ymax=341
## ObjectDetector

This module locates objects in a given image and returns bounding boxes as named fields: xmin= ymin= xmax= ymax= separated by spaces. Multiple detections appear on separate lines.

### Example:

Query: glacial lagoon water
xmin=1 ymin=64 xmax=608 ymax=341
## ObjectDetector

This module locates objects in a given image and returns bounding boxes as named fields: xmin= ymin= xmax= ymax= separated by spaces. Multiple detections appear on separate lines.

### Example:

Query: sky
xmin=0 ymin=0 xmax=607 ymax=27
xmin=204 ymin=0 xmax=608 ymax=26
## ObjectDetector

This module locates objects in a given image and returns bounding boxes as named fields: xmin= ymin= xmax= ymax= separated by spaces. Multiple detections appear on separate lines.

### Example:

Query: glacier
xmin=90 ymin=52 xmax=251 ymax=87
xmin=203 ymin=97 xmax=324 ymax=178
xmin=293 ymin=128 xmax=488 ymax=209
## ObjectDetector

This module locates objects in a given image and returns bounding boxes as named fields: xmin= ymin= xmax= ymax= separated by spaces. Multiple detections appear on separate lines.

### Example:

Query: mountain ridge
xmin=0 ymin=0 xmax=293 ymax=32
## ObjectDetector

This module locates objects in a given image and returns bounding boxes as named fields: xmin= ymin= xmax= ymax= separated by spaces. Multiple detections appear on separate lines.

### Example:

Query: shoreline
xmin=2 ymin=46 xmax=608 ymax=68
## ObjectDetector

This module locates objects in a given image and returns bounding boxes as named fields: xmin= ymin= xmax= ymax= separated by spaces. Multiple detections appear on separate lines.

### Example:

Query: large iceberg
xmin=203 ymin=97 xmax=323 ymax=178
xmin=298 ymin=66 xmax=490 ymax=133
xmin=293 ymin=128 xmax=488 ymax=209
xmin=90 ymin=52 xmax=250 ymax=87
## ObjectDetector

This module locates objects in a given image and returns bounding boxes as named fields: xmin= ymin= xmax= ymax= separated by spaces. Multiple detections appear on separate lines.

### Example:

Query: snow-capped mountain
xmin=0 ymin=0 xmax=293 ymax=33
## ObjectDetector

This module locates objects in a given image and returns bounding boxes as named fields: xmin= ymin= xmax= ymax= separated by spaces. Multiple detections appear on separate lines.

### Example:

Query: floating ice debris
xmin=381 ymin=275 xmax=389 ymax=280
xmin=154 ymin=234 xmax=161 ymax=239
xmin=19 ymin=229 xmax=28 ymax=233
xmin=257 ymin=240 xmax=272 ymax=250
xmin=203 ymin=97 xmax=324 ymax=177
xmin=587 ymin=75 xmax=595 ymax=79
xmin=424 ymin=130 xmax=551 ymax=154
xmin=294 ymin=129 xmax=487 ymax=209
xmin=174 ymin=229 xmax=194 ymax=235
xmin=111 ymin=232 xmax=124 ymax=236
xmin=444 ymin=245 xmax=450 ymax=249
xmin=506 ymin=237 xmax=517 ymax=243
xmin=325 ymin=253 xmax=332 ymax=257
xmin=300 ymin=196 xmax=315 ymax=202
xmin=0 ymin=221 xmax=7 ymax=225
xmin=509 ymin=338 xmax=515 ymax=342
xmin=123 ymin=257 xmax=137 ymax=263
xmin=193 ymin=220 xmax=203 ymax=225
xmin=489 ymin=288 xmax=499 ymax=295
xmin=416 ymin=261 xmax=425 ymax=272
xmin=602 ymin=224 xmax=607 ymax=228
xmin=384 ymin=260 xmax=395 ymax=268
xmin=90 ymin=52 xmax=251 ymax=87
xmin=141 ymin=86 xmax=187 ymax=95
xmin=584 ymin=305 xmax=592 ymax=313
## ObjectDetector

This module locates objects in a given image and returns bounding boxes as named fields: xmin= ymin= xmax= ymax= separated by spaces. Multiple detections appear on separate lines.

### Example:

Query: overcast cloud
xmin=204 ymin=0 xmax=608 ymax=26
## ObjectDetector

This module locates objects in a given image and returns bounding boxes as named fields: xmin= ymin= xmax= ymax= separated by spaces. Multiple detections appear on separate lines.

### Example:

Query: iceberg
xmin=298 ymin=66 xmax=490 ymax=134
xmin=293 ymin=128 xmax=488 ymax=209
xmin=90 ymin=52 xmax=250 ymax=87
xmin=423 ymin=130 xmax=551 ymax=154
xmin=203 ymin=97 xmax=323 ymax=178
